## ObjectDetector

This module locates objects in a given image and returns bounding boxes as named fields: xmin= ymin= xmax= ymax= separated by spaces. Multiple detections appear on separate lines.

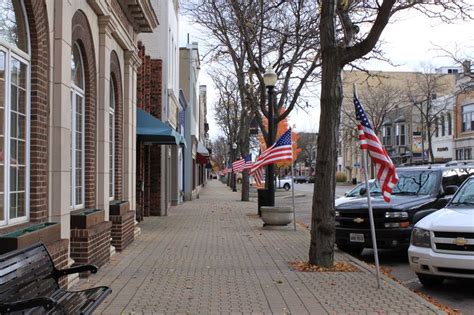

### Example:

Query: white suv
xmin=408 ymin=176 xmax=474 ymax=286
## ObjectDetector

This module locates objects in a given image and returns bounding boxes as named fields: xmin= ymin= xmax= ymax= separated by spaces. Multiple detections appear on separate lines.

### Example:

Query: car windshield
xmin=391 ymin=170 xmax=438 ymax=196
xmin=346 ymin=181 xmax=381 ymax=197
xmin=450 ymin=178 xmax=474 ymax=206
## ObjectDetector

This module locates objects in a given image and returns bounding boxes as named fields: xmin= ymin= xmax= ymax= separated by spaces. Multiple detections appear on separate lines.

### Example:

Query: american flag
xmin=253 ymin=167 xmax=264 ymax=188
xmin=232 ymin=156 xmax=247 ymax=173
xmin=250 ymin=129 xmax=293 ymax=174
xmin=243 ymin=154 xmax=253 ymax=170
xmin=354 ymin=89 xmax=398 ymax=202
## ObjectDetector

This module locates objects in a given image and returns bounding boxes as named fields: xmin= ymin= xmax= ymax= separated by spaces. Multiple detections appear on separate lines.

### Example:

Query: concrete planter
xmin=71 ymin=208 xmax=104 ymax=229
xmin=260 ymin=206 xmax=293 ymax=226
xmin=0 ymin=223 xmax=61 ymax=254
xmin=110 ymin=200 xmax=130 ymax=216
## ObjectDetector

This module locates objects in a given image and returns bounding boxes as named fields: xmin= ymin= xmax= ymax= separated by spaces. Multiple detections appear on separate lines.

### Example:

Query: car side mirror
xmin=344 ymin=192 xmax=348 ymax=196
xmin=444 ymin=185 xmax=459 ymax=196
xmin=359 ymin=187 xmax=367 ymax=196
xmin=413 ymin=209 xmax=439 ymax=224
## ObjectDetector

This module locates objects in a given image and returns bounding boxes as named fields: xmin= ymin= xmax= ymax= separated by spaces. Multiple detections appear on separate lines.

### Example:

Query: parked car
xmin=335 ymin=164 xmax=474 ymax=255
xmin=408 ymin=175 xmax=474 ymax=286
xmin=335 ymin=179 xmax=378 ymax=207
xmin=294 ymin=175 xmax=309 ymax=183
xmin=308 ymin=176 xmax=315 ymax=183
xmin=276 ymin=177 xmax=293 ymax=191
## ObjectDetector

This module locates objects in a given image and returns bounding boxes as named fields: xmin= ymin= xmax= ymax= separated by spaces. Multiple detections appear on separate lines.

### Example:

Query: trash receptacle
xmin=257 ymin=189 xmax=274 ymax=216
xmin=352 ymin=178 xmax=357 ymax=185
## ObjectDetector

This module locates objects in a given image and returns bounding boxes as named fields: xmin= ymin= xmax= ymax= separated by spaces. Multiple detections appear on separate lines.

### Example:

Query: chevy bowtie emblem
xmin=353 ymin=217 xmax=364 ymax=224
xmin=453 ymin=238 xmax=468 ymax=246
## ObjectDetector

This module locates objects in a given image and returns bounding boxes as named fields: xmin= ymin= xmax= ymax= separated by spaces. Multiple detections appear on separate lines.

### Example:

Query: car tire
xmin=336 ymin=243 xmax=364 ymax=256
xmin=283 ymin=183 xmax=291 ymax=191
xmin=417 ymin=273 xmax=444 ymax=287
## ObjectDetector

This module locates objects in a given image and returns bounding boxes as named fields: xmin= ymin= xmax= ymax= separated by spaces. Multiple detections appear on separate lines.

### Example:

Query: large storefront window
xmin=71 ymin=44 xmax=84 ymax=209
xmin=0 ymin=0 xmax=29 ymax=226
xmin=109 ymin=79 xmax=115 ymax=200
xmin=462 ymin=104 xmax=474 ymax=132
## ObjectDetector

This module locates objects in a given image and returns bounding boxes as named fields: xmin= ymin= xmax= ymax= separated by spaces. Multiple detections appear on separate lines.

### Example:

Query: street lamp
xmin=264 ymin=66 xmax=277 ymax=206
xmin=232 ymin=142 xmax=237 ymax=192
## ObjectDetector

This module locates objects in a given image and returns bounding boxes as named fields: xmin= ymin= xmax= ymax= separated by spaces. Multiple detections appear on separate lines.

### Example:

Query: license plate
xmin=350 ymin=233 xmax=365 ymax=243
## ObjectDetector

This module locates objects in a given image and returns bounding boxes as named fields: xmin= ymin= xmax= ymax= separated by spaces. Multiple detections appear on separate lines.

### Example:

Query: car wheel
xmin=336 ymin=243 xmax=364 ymax=256
xmin=417 ymin=273 xmax=444 ymax=287
xmin=283 ymin=183 xmax=290 ymax=191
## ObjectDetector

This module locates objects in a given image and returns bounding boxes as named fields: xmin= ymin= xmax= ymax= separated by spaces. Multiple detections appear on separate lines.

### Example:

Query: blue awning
xmin=136 ymin=108 xmax=186 ymax=146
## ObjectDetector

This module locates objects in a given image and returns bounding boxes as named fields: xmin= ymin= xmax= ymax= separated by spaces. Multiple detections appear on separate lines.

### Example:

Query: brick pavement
xmin=74 ymin=180 xmax=443 ymax=314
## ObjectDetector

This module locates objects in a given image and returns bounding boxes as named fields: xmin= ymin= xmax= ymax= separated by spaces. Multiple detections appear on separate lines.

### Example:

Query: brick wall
xmin=136 ymin=43 xmax=164 ymax=217
xmin=70 ymin=221 xmax=112 ymax=278
xmin=110 ymin=211 xmax=135 ymax=251
xmin=72 ymin=10 xmax=97 ymax=209
xmin=46 ymin=239 xmax=69 ymax=288
xmin=24 ymin=0 xmax=50 ymax=222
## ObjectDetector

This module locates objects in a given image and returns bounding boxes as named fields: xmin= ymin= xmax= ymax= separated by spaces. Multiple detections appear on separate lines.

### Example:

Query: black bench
xmin=0 ymin=243 xmax=111 ymax=314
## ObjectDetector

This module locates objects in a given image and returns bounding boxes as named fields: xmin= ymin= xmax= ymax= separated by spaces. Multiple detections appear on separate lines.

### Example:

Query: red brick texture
xmin=47 ymin=239 xmax=70 ymax=288
xmin=72 ymin=10 xmax=97 ymax=209
xmin=70 ymin=221 xmax=112 ymax=278
xmin=24 ymin=0 xmax=50 ymax=222
xmin=136 ymin=43 xmax=164 ymax=217
xmin=110 ymin=211 xmax=135 ymax=251
xmin=110 ymin=51 xmax=123 ymax=201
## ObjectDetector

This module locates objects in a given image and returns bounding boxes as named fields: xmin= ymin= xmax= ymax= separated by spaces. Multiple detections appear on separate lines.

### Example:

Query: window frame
xmin=70 ymin=43 xmax=85 ymax=210
xmin=0 ymin=7 xmax=31 ymax=227
xmin=109 ymin=79 xmax=115 ymax=201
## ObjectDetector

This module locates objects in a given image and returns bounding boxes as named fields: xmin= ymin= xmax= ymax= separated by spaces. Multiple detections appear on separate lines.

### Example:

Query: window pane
xmin=0 ymin=0 xmax=28 ymax=52
xmin=71 ymin=45 xmax=84 ymax=89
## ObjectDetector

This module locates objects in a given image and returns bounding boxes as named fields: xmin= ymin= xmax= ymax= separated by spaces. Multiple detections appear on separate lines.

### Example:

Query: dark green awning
xmin=136 ymin=108 xmax=186 ymax=146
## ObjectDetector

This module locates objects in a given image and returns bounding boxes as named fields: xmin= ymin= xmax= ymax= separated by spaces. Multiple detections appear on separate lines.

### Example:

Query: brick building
xmin=453 ymin=61 xmax=474 ymax=159
xmin=0 ymin=0 xmax=157 ymax=285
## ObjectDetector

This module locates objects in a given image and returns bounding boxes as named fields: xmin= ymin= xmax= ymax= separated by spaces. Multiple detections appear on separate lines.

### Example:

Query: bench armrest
xmin=0 ymin=297 xmax=56 ymax=313
xmin=54 ymin=264 xmax=98 ymax=279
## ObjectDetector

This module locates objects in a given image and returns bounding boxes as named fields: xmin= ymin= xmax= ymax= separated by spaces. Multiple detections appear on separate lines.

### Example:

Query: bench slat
xmin=0 ymin=243 xmax=111 ymax=315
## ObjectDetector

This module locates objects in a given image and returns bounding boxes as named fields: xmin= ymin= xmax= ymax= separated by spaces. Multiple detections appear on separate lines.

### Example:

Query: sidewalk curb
xmin=295 ymin=223 xmax=444 ymax=315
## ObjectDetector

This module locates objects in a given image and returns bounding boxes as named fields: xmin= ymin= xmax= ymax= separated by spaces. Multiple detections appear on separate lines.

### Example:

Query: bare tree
xmin=406 ymin=68 xmax=456 ymax=162
xmin=296 ymin=132 xmax=319 ymax=175
xmin=185 ymin=0 xmax=321 ymax=202
xmin=311 ymin=0 xmax=473 ymax=267
xmin=210 ymin=136 xmax=230 ymax=171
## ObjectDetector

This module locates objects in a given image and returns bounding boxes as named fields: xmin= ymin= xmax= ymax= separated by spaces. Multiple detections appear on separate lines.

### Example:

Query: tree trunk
xmin=240 ymin=114 xmax=251 ymax=201
xmin=309 ymin=0 xmax=341 ymax=267
xmin=426 ymin=125 xmax=435 ymax=162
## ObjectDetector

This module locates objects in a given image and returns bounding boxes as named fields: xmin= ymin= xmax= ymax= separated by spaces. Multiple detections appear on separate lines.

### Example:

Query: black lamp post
xmin=231 ymin=142 xmax=237 ymax=192
xmin=263 ymin=66 xmax=278 ymax=206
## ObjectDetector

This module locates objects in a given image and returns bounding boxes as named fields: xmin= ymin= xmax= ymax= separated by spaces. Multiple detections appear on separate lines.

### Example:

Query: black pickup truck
xmin=335 ymin=164 xmax=474 ymax=255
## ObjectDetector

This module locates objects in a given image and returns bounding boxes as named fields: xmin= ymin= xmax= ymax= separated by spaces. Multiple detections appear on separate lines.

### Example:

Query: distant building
xmin=340 ymin=70 xmax=457 ymax=181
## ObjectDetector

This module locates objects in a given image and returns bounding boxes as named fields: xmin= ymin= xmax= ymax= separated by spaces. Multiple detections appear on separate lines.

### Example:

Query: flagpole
xmin=362 ymin=148 xmax=381 ymax=289
xmin=291 ymin=158 xmax=296 ymax=232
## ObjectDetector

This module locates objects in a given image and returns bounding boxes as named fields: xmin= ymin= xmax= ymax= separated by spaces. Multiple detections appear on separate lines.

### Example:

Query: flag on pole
xmin=232 ymin=158 xmax=246 ymax=173
xmin=250 ymin=129 xmax=293 ymax=173
xmin=253 ymin=167 xmax=264 ymax=187
xmin=242 ymin=154 xmax=253 ymax=171
xmin=354 ymin=92 xmax=398 ymax=202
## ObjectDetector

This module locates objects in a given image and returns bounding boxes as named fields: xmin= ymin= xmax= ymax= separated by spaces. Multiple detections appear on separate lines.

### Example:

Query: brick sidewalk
xmin=74 ymin=181 xmax=442 ymax=314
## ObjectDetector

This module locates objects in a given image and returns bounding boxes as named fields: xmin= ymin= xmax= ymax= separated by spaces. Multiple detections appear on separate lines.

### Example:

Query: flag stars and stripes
xmin=354 ymin=90 xmax=398 ymax=203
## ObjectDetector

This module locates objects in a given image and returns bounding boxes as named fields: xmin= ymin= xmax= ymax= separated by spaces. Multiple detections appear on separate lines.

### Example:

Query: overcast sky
xmin=178 ymin=9 xmax=473 ymax=140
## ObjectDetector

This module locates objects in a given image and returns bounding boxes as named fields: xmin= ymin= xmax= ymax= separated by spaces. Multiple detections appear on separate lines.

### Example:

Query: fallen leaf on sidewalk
xmin=289 ymin=261 xmax=358 ymax=272
xmin=275 ymin=280 xmax=283 ymax=284
xmin=377 ymin=265 xmax=460 ymax=315
xmin=414 ymin=290 xmax=461 ymax=315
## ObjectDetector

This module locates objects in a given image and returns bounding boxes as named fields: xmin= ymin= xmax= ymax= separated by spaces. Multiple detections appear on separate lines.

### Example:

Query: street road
xmin=277 ymin=183 xmax=474 ymax=315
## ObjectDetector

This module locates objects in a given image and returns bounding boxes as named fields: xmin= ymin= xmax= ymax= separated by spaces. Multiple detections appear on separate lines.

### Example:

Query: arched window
xmin=440 ymin=114 xmax=445 ymax=137
xmin=447 ymin=112 xmax=452 ymax=135
xmin=71 ymin=43 xmax=84 ymax=209
xmin=0 ymin=0 xmax=29 ymax=226
xmin=109 ymin=79 xmax=115 ymax=200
